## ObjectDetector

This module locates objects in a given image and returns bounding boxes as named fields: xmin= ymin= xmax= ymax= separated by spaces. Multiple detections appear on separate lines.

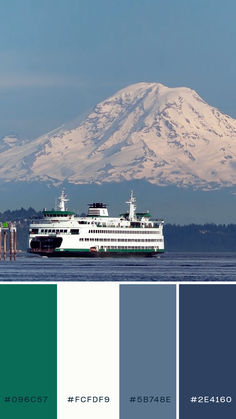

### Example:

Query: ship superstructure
xmin=28 ymin=190 xmax=164 ymax=257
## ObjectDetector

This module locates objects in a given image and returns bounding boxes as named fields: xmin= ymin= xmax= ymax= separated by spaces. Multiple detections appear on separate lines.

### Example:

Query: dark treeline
xmin=164 ymin=223 xmax=236 ymax=252
xmin=0 ymin=208 xmax=41 ymax=251
xmin=0 ymin=207 xmax=40 ymax=221
xmin=1 ymin=208 xmax=236 ymax=251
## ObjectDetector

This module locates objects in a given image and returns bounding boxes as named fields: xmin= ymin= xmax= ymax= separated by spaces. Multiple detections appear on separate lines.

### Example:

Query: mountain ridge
xmin=1 ymin=82 xmax=236 ymax=189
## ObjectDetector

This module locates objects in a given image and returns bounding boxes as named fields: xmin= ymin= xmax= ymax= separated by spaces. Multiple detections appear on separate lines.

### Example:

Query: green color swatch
xmin=0 ymin=285 xmax=57 ymax=419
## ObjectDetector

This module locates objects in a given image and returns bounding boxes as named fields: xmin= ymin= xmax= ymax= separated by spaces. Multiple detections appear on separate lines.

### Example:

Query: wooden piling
xmin=9 ymin=228 xmax=13 ymax=260
xmin=3 ymin=231 xmax=7 ymax=260
xmin=0 ymin=223 xmax=17 ymax=261
xmin=14 ymin=229 xmax=17 ymax=259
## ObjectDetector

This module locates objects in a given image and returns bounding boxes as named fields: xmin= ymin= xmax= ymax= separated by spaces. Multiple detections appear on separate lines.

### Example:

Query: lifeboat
xmin=90 ymin=246 xmax=98 ymax=252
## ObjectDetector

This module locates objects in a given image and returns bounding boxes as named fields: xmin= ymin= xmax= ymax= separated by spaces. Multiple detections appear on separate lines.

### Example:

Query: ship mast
xmin=57 ymin=189 xmax=69 ymax=212
xmin=126 ymin=190 xmax=136 ymax=221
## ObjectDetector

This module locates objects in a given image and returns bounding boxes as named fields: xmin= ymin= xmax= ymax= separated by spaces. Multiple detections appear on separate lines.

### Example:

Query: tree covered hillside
xmin=164 ymin=224 xmax=236 ymax=252
xmin=0 ymin=208 xmax=41 ymax=251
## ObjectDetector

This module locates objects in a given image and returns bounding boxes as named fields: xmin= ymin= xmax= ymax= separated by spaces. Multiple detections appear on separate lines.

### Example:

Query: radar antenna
xmin=57 ymin=189 xmax=69 ymax=212
xmin=126 ymin=190 xmax=136 ymax=221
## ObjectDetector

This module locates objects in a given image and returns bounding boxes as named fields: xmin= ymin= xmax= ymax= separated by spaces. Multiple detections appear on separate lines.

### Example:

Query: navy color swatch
xmin=180 ymin=285 xmax=236 ymax=419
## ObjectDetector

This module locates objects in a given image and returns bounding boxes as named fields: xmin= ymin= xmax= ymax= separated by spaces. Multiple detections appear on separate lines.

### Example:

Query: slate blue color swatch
xmin=120 ymin=284 xmax=176 ymax=419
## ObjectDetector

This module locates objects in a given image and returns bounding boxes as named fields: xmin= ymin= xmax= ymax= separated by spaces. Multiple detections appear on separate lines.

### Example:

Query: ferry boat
xmin=28 ymin=190 xmax=164 ymax=257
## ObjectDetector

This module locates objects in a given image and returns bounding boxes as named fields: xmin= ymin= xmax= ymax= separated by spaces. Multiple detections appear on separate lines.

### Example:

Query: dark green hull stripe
xmin=55 ymin=248 xmax=164 ymax=253
xmin=29 ymin=248 xmax=164 ymax=257
xmin=0 ymin=285 xmax=57 ymax=419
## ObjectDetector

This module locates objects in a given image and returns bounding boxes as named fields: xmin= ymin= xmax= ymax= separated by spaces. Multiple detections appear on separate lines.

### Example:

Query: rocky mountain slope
xmin=1 ymin=82 xmax=236 ymax=189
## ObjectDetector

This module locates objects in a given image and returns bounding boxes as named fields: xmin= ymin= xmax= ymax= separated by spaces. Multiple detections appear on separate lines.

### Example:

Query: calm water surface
xmin=0 ymin=252 xmax=236 ymax=281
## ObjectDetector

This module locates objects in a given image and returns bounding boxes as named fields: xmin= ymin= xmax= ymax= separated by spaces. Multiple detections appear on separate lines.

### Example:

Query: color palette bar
xmin=0 ymin=285 xmax=57 ymax=419
xmin=120 ymin=284 xmax=176 ymax=419
xmin=180 ymin=285 xmax=236 ymax=419
xmin=1 ymin=283 xmax=236 ymax=419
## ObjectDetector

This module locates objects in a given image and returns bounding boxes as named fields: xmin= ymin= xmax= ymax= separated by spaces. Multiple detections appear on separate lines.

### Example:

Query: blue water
xmin=0 ymin=252 xmax=236 ymax=281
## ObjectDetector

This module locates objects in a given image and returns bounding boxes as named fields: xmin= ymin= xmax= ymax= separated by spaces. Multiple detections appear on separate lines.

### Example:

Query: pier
xmin=0 ymin=222 xmax=17 ymax=260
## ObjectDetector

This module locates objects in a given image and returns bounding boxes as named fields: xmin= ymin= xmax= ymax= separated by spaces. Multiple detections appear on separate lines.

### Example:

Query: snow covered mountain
xmin=1 ymin=82 xmax=236 ymax=189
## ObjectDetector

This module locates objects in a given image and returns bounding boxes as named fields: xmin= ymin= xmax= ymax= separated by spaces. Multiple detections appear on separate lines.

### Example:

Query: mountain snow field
xmin=1 ymin=82 xmax=236 ymax=189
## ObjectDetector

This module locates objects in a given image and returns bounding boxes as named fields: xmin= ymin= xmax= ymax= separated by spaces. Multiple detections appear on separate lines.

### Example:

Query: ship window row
xmin=80 ymin=238 xmax=163 ymax=242
xmin=78 ymin=221 xmax=92 ymax=224
xmin=32 ymin=228 xmax=160 ymax=235
xmin=37 ymin=229 xmax=78 ymax=234
xmin=88 ymin=229 xmax=159 ymax=234
xmin=100 ymin=246 xmax=158 ymax=250
xmin=40 ymin=229 xmax=68 ymax=233
xmin=44 ymin=214 xmax=68 ymax=217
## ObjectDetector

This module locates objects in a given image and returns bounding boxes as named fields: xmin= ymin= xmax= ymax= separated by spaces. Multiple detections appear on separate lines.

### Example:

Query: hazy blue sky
xmin=1 ymin=0 xmax=236 ymax=139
